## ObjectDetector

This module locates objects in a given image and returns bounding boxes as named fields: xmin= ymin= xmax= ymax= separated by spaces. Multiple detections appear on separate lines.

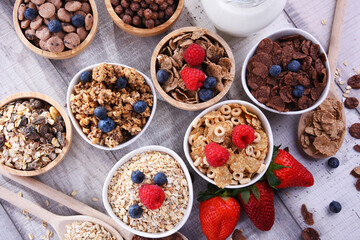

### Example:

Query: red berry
xmin=232 ymin=125 xmax=255 ymax=149
xmin=138 ymin=184 xmax=165 ymax=210
xmin=204 ymin=142 xmax=230 ymax=167
xmin=180 ymin=67 xmax=205 ymax=91
xmin=184 ymin=43 xmax=205 ymax=66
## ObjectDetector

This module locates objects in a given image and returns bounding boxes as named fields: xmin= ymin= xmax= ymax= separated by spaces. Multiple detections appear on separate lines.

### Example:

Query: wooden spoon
xmin=0 ymin=185 xmax=123 ymax=240
xmin=298 ymin=0 xmax=347 ymax=158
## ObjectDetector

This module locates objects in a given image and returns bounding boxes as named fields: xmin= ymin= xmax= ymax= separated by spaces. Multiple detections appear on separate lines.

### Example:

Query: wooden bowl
xmin=150 ymin=27 xmax=236 ymax=111
xmin=0 ymin=92 xmax=73 ymax=176
xmin=104 ymin=0 xmax=184 ymax=37
xmin=13 ymin=0 xmax=99 ymax=60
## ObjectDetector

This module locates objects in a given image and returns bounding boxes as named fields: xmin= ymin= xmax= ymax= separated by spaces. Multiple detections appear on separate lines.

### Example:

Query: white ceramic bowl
xmin=67 ymin=63 xmax=157 ymax=151
xmin=183 ymin=100 xmax=274 ymax=189
xmin=102 ymin=145 xmax=193 ymax=239
xmin=241 ymin=28 xmax=331 ymax=115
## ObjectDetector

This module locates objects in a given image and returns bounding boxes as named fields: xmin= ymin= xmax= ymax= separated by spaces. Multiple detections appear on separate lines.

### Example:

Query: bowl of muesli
xmin=67 ymin=63 xmax=156 ymax=150
xmin=183 ymin=100 xmax=273 ymax=189
xmin=0 ymin=92 xmax=72 ymax=176
xmin=151 ymin=27 xmax=235 ymax=111
xmin=103 ymin=145 xmax=193 ymax=239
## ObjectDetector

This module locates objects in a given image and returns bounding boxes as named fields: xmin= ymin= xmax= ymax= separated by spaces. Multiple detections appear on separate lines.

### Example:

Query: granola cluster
xmin=64 ymin=221 xmax=116 ymax=240
xmin=0 ymin=99 xmax=66 ymax=170
xmin=188 ymin=103 xmax=269 ymax=188
xmin=70 ymin=63 xmax=153 ymax=148
xmin=107 ymin=151 xmax=189 ymax=233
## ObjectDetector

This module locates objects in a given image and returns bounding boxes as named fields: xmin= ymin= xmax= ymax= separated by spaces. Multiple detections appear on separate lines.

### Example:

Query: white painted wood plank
xmin=0 ymin=203 xmax=23 ymax=240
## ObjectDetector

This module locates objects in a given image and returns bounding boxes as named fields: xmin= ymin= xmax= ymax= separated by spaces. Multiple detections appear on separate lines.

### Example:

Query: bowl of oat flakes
xmin=183 ymin=100 xmax=273 ymax=189
xmin=103 ymin=145 xmax=193 ymax=238
xmin=0 ymin=92 xmax=72 ymax=176
xmin=67 ymin=63 xmax=156 ymax=150
xmin=151 ymin=27 xmax=235 ymax=111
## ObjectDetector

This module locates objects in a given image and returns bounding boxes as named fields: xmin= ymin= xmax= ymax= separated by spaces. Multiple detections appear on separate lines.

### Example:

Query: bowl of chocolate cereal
xmin=0 ymin=92 xmax=72 ymax=176
xmin=67 ymin=63 xmax=157 ymax=150
xmin=241 ymin=28 xmax=331 ymax=115
xmin=183 ymin=100 xmax=273 ymax=189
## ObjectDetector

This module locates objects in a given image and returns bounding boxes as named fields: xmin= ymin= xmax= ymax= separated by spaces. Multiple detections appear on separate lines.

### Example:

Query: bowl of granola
xmin=67 ymin=63 xmax=156 ymax=150
xmin=0 ymin=92 xmax=72 ymax=176
xmin=151 ymin=27 xmax=235 ymax=111
xmin=103 ymin=145 xmax=193 ymax=238
xmin=183 ymin=100 xmax=273 ymax=189
xmin=241 ymin=28 xmax=331 ymax=115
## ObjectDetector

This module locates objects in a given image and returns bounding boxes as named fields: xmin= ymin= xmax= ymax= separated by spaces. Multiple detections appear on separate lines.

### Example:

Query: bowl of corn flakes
xmin=183 ymin=100 xmax=273 ymax=189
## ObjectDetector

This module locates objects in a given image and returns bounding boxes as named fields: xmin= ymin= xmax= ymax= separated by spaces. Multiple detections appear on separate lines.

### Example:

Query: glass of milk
xmin=201 ymin=0 xmax=287 ymax=37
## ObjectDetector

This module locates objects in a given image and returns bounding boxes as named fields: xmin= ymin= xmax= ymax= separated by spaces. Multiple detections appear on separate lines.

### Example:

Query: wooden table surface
xmin=1 ymin=0 xmax=360 ymax=239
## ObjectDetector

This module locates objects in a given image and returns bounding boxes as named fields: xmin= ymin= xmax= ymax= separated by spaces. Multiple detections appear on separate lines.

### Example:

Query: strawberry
xmin=238 ymin=181 xmax=275 ymax=231
xmin=266 ymin=147 xmax=314 ymax=189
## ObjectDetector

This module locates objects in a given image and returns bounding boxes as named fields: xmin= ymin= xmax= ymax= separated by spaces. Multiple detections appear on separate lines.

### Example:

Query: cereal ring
xmin=252 ymin=150 xmax=261 ymax=159
xmin=205 ymin=118 xmax=215 ymax=127
xmin=231 ymin=117 xmax=241 ymax=126
xmin=220 ymin=104 xmax=231 ymax=115
xmin=192 ymin=117 xmax=203 ymax=128
xmin=245 ymin=145 xmax=254 ymax=156
xmin=225 ymin=120 xmax=233 ymax=128
xmin=253 ymin=131 xmax=261 ymax=143
xmin=202 ymin=157 xmax=209 ymax=168
xmin=257 ymin=163 xmax=266 ymax=173
xmin=231 ymin=108 xmax=241 ymax=117
xmin=206 ymin=169 xmax=215 ymax=179
xmin=231 ymin=180 xmax=238 ymax=185
xmin=198 ymin=166 xmax=207 ymax=174
xmin=233 ymin=172 xmax=243 ymax=181
xmin=223 ymin=114 xmax=231 ymax=120
xmin=214 ymin=126 xmax=225 ymax=137
xmin=240 ymin=178 xmax=251 ymax=184
xmin=193 ymin=157 xmax=202 ymax=167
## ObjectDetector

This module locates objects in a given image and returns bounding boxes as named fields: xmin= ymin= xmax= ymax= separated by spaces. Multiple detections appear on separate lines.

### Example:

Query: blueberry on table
xmin=269 ymin=65 xmax=281 ymax=76
xmin=199 ymin=88 xmax=213 ymax=102
xmin=128 ymin=204 xmax=143 ymax=218
xmin=94 ymin=106 xmax=107 ymax=120
xmin=329 ymin=201 xmax=342 ymax=213
xmin=328 ymin=157 xmax=339 ymax=168
xmin=116 ymin=77 xmax=127 ymax=89
xmin=154 ymin=172 xmax=167 ymax=186
xmin=293 ymin=85 xmax=305 ymax=98
xmin=131 ymin=170 xmax=145 ymax=184
xmin=203 ymin=76 xmax=217 ymax=89
xmin=134 ymin=100 xmax=147 ymax=113
xmin=288 ymin=60 xmax=301 ymax=72
xmin=48 ymin=20 xmax=61 ymax=33
xmin=156 ymin=69 xmax=170 ymax=84
xmin=24 ymin=8 xmax=37 ymax=20
xmin=98 ymin=118 xmax=115 ymax=133
xmin=71 ymin=14 xmax=85 ymax=27
xmin=80 ymin=71 xmax=92 ymax=83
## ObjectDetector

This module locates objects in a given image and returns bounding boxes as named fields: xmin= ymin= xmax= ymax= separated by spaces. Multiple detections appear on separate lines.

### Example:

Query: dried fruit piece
xmin=348 ymin=74 xmax=360 ymax=89
xmin=302 ymin=227 xmax=320 ymax=240
xmin=344 ymin=97 xmax=359 ymax=109
xmin=349 ymin=123 xmax=360 ymax=139
xmin=301 ymin=204 xmax=314 ymax=225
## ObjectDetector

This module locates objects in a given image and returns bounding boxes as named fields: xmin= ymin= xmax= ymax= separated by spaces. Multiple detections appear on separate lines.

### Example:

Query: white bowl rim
xmin=183 ymin=100 xmax=274 ymax=189
xmin=241 ymin=28 xmax=331 ymax=115
xmin=66 ymin=63 xmax=157 ymax=151
xmin=102 ymin=145 xmax=194 ymax=239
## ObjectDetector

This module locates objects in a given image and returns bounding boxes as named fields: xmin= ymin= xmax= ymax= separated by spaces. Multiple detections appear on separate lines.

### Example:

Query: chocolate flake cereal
xmin=301 ymin=204 xmax=314 ymax=225
xmin=302 ymin=227 xmax=320 ymax=240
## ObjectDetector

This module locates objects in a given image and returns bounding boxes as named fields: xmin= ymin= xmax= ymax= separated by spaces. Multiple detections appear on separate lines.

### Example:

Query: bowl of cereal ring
xmin=67 ymin=63 xmax=157 ymax=150
xmin=183 ymin=100 xmax=273 ymax=189
xmin=102 ymin=145 xmax=193 ymax=239
xmin=0 ymin=92 xmax=72 ymax=176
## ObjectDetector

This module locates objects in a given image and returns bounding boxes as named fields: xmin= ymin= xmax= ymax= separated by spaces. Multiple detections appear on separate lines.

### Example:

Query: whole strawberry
xmin=238 ymin=181 xmax=275 ymax=231
xmin=184 ymin=43 xmax=205 ymax=66
xmin=204 ymin=142 xmax=229 ymax=167
xmin=180 ymin=67 xmax=205 ymax=91
xmin=139 ymin=184 xmax=165 ymax=210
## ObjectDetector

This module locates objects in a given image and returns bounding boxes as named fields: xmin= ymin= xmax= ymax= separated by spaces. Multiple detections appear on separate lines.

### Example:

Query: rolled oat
xmin=64 ymin=221 xmax=116 ymax=240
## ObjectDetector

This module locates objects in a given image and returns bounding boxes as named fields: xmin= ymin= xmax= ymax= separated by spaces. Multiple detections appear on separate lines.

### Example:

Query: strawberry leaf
xmin=266 ymin=171 xmax=280 ymax=189
xmin=240 ymin=190 xmax=251 ymax=204
xmin=250 ymin=184 xmax=261 ymax=201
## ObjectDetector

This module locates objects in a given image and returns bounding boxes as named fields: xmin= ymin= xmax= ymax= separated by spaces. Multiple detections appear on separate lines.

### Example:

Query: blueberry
xmin=24 ymin=8 xmax=37 ymax=20
xmin=98 ymin=118 xmax=115 ymax=133
xmin=328 ymin=157 xmax=339 ymax=168
xmin=134 ymin=100 xmax=147 ymax=113
xmin=128 ymin=204 xmax=143 ymax=218
xmin=269 ymin=65 xmax=281 ymax=77
xmin=154 ymin=172 xmax=167 ymax=186
xmin=329 ymin=201 xmax=342 ymax=213
xmin=131 ymin=170 xmax=145 ymax=184
xmin=71 ymin=14 xmax=85 ymax=27
xmin=94 ymin=106 xmax=107 ymax=120
xmin=199 ymin=88 xmax=213 ymax=102
xmin=288 ymin=60 xmax=301 ymax=72
xmin=293 ymin=85 xmax=305 ymax=98
xmin=116 ymin=77 xmax=127 ymax=89
xmin=48 ymin=20 xmax=61 ymax=33
xmin=156 ymin=69 xmax=170 ymax=84
xmin=203 ymin=77 xmax=217 ymax=89
xmin=80 ymin=71 xmax=92 ymax=83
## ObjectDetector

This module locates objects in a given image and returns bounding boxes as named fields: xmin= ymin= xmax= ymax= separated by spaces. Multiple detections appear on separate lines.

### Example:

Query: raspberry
xmin=139 ymin=184 xmax=165 ymax=210
xmin=204 ymin=142 xmax=230 ymax=167
xmin=180 ymin=67 xmax=205 ymax=91
xmin=232 ymin=125 xmax=255 ymax=149
xmin=184 ymin=43 xmax=205 ymax=66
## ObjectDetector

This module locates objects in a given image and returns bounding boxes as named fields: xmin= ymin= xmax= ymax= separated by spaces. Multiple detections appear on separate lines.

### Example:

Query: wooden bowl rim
xmin=0 ymin=92 xmax=73 ymax=176
xmin=13 ymin=0 xmax=99 ymax=60
xmin=104 ymin=0 xmax=184 ymax=37
xmin=150 ymin=26 xmax=236 ymax=111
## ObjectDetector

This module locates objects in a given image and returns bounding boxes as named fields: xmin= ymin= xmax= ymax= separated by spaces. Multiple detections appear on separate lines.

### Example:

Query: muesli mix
xmin=188 ymin=103 xmax=269 ymax=188
xmin=0 ymin=98 xmax=66 ymax=170
xmin=70 ymin=63 xmax=153 ymax=148
xmin=64 ymin=221 xmax=116 ymax=240
xmin=107 ymin=151 xmax=189 ymax=233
